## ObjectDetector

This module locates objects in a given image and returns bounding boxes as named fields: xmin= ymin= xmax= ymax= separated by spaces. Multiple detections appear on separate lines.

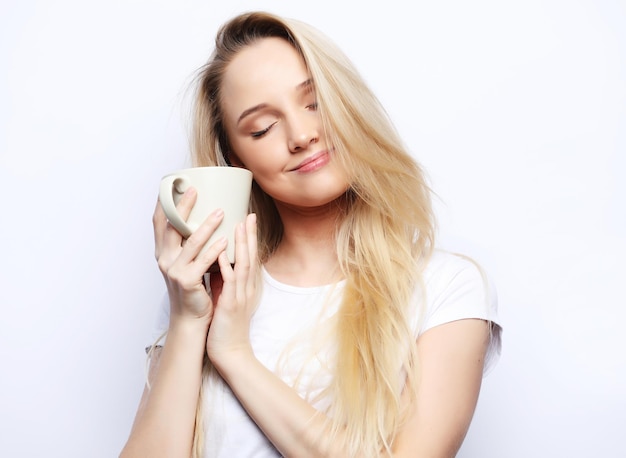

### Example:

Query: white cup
xmin=158 ymin=166 xmax=253 ymax=265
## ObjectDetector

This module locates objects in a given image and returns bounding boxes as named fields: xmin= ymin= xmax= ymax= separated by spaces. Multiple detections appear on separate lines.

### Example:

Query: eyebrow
xmin=237 ymin=103 xmax=268 ymax=125
xmin=236 ymin=79 xmax=314 ymax=126
xmin=298 ymin=78 xmax=313 ymax=91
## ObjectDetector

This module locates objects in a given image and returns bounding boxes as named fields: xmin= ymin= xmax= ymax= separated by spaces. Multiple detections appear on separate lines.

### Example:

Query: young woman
xmin=121 ymin=11 xmax=501 ymax=458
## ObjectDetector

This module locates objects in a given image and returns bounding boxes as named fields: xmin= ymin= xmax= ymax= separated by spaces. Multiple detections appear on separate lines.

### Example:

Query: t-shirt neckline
xmin=261 ymin=266 xmax=346 ymax=294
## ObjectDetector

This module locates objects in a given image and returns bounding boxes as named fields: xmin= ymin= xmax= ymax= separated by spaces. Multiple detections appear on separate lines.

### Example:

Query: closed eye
xmin=251 ymin=121 xmax=278 ymax=138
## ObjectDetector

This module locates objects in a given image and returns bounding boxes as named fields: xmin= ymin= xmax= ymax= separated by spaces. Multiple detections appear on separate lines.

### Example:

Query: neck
xmin=265 ymin=200 xmax=344 ymax=287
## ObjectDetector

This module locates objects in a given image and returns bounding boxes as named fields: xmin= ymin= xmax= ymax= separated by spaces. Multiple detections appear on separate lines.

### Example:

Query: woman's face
xmin=220 ymin=37 xmax=349 ymax=211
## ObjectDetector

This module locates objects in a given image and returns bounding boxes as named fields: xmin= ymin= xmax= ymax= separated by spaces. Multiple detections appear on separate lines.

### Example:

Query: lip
xmin=290 ymin=151 xmax=331 ymax=173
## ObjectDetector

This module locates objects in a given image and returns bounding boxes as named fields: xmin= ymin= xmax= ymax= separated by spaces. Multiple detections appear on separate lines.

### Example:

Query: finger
xmin=216 ymin=250 xmax=236 ymax=304
xmin=176 ymin=209 xmax=225 ymax=265
xmin=160 ymin=187 xmax=199 ymax=264
xmin=234 ymin=221 xmax=251 ymax=289
xmin=165 ymin=233 xmax=227 ymax=303
xmin=176 ymin=186 xmax=197 ymax=217
xmin=156 ymin=187 xmax=199 ymax=267
xmin=153 ymin=198 xmax=168 ymax=259
xmin=163 ymin=187 xmax=198 ymax=243
xmin=245 ymin=214 xmax=258 ymax=292
xmin=182 ymin=235 xmax=228 ymax=279
xmin=246 ymin=214 xmax=258 ymax=265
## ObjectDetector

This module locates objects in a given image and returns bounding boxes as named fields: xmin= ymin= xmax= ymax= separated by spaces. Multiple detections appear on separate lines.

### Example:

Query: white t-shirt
xmin=148 ymin=249 xmax=502 ymax=457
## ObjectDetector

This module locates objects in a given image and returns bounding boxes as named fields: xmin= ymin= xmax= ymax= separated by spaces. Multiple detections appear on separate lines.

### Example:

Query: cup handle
xmin=158 ymin=174 xmax=194 ymax=238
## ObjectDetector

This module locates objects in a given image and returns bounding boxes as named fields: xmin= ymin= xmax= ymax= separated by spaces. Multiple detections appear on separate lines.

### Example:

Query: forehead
xmin=220 ymin=37 xmax=310 ymax=118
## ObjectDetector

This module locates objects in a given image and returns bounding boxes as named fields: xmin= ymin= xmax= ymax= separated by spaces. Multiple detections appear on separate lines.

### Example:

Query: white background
xmin=1 ymin=0 xmax=624 ymax=457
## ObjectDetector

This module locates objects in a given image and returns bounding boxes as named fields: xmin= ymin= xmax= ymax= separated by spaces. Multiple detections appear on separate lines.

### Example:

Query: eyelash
xmin=249 ymin=102 xmax=318 ymax=138
xmin=251 ymin=122 xmax=277 ymax=138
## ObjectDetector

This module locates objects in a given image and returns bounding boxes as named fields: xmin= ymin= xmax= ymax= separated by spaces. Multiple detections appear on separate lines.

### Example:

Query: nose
xmin=287 ymin=114 xmax=319 ymax=153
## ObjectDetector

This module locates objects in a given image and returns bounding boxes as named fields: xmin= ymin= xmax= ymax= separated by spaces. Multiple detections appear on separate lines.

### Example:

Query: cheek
xmin=227 ymin=138 xmax=256 ymax=169
xmin=231 ymin=140 xmax=282 ymax=174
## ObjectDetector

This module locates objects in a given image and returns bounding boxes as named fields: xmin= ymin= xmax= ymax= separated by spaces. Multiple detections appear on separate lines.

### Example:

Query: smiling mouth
xmin=291 ymin=151 xmax=331 ymax=172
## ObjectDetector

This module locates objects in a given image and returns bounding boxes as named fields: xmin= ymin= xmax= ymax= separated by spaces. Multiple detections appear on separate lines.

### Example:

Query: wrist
xmin=209 ymin=344 xmax=257 ymax=380
xmin=167 ymin=315 xmax=210 ymax=344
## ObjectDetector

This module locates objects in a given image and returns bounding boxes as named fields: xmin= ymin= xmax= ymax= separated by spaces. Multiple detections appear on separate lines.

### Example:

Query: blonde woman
xmin=121 ymin=11 xmax=501 ymax=458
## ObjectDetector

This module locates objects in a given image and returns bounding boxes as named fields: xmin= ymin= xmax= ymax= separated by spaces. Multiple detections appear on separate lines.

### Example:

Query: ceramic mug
xmin=158 ymin=166 xmax=253 ymax=266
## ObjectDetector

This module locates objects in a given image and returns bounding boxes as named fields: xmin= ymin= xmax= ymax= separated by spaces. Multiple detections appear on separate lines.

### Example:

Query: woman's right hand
xmin=153 ymin=187 xmax=228 ymax=324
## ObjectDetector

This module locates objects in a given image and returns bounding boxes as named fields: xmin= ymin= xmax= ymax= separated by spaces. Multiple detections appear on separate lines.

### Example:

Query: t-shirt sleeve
xmin=145 ymin=293 xmax=170 ymax=353
xmin=415 ymin=251 xmax=503 ymax=374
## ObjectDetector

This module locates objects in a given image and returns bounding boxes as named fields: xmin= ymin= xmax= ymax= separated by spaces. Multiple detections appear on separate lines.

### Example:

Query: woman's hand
xmin=153 ymin=187 xmax=228 ymax=325
xmin=206 ymin=213 xmax=259 ymax=366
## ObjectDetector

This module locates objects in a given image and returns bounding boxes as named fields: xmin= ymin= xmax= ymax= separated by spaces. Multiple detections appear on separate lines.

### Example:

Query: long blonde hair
xmin=190 ymin=11 xmax=435 ymax=457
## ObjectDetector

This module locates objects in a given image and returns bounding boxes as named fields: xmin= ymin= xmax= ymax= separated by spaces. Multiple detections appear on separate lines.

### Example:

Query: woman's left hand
xmin=205 ymin=213 xmax=259 ymax=367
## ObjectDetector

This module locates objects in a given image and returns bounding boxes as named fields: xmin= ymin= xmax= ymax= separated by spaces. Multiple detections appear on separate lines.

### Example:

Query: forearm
xmin=214 ymin=350 xmax=347 ymax=458
xmin=215 ymin=322 xmax=488 ymax=458
xmin=121 ymin=318 xmax=209 ymax=458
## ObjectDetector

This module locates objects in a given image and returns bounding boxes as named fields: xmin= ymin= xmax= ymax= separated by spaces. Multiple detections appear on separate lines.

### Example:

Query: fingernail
xmin=212 ymin=208 xmax=224 ymax=218
xmin=250 ymin=213 xmax=257 ymax=224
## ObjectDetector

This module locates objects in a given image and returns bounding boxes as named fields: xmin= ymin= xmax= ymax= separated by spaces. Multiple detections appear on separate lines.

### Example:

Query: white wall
xmin=1 ymin=1 xmax=624 ymax=456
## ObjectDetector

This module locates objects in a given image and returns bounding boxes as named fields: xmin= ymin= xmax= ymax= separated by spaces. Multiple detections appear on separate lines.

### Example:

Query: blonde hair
xmin=189 ymin=11 xmax=435 ymax=457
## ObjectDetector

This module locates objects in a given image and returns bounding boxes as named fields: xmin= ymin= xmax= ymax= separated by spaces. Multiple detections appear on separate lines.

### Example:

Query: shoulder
xmin=413 ymin=250 xmax=502 ymax=370
xmin=418 ymin=249 xmax=499 ymax=328
xmin=422 ymin=250 xmax=493 ymax=304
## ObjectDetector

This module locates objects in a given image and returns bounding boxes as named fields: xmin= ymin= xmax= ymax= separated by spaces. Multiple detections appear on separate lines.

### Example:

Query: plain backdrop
xmin=1 ymin=0 xmax=624 ymax=456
